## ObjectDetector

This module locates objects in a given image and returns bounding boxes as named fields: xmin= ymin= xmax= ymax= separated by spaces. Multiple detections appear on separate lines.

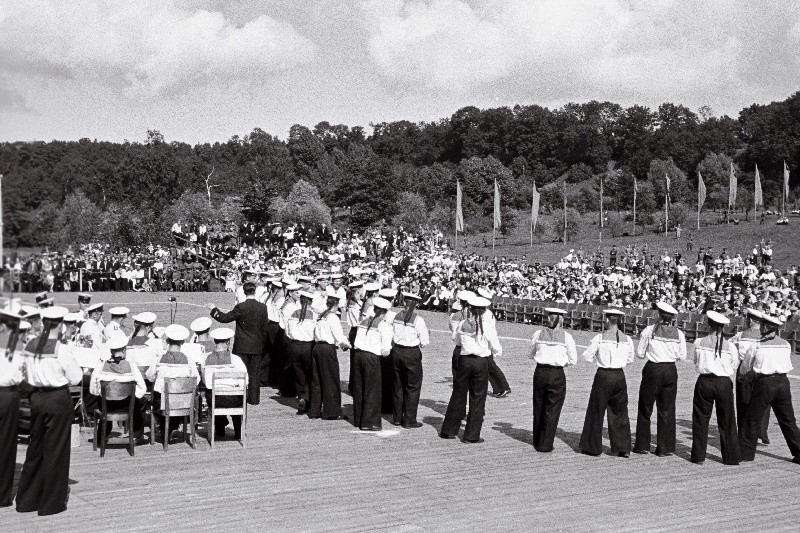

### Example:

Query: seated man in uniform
xmin=145 ymin=324 xmax=199 ymax=442
xmin=204 ymin=328 xmax=247 ymax=440
xmin=88 ymin=333 xmax=147 ymax=439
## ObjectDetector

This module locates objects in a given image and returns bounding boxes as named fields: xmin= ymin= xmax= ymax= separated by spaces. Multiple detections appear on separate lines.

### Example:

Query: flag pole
xmin=664 ymin=174 xmax=669 ymax=236
xmin=563 ymin=179 xmax=568 ymax=244
xmin=0 ymin=174 xmax=4 ymax=285
xmin=633 ymin=176 xmax=637 ymax=237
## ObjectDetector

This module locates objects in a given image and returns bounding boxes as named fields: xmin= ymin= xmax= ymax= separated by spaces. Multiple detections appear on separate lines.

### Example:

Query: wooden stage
xmin=6 ymin=307 xmax=800 ymax=532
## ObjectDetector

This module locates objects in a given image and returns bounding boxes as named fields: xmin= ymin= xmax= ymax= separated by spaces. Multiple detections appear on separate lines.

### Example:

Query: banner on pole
xmin=530 ymin=182 xmax=540 ymax=230
xmin=698 ymin=171 xmax=706 ymax=210
xmin=785 ymin=161 xmax=791 ymax=200
xmin=455 ymin=180 xmax=464 ymax=232
xmin=754 ymin=165 xmax=763 ymax=207
xmin=729 ymin=162 xmax=737 ymax=207
xmin=493 ymin=179 xmax=501 ymax=229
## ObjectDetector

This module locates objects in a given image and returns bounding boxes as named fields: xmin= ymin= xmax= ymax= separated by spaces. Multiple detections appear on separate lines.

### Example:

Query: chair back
xmin=102 ymin=380 xmax=136 ymax=402
xmin=163 ymin=377 xmax=198 ymax=412
xmin=211 ymin=371 xmax=247 ymax=394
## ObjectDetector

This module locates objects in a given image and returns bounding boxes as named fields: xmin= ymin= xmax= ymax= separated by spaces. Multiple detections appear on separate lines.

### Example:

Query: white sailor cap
xmin=210 ymin=328 xmax=235 ymax=341
xmin=40 ymin=306 xmax=69 ymax=321
xmin=35 ymin=291 xmax=49 ymax=303
xmin=330 ymin=274 xmax=343 ymax=280
xmin=469 ymin=296 xmax=491 ymax=308
xmin=544 ymin=307 xmax=567 ymax=315
xmin=706 ymin=310 xmax=729 ymax=325
xmin=298 ymin=290 xmax=315 ymax=299
xmin=133 ymin=312 xmax=157 ymax=325
xmin=456 ymin=290 xmax=475 ymax=302
xmin=190 ymin=316 xmax=212 ymax=332
xmin=63 ymin=312 xmax=81 ymax=324
xmin=297 ymin=275 xmax=313 ymax=283
xmin=20 ymin=305 xmax=40 ymax=318
xmin=378 ymin=288 xmax=396 ymax=299
xmin=476 ymin=288 xmax=493 ymax=299
xmin=402 ymin=292 xmax=421 ymax=301
xmin=86 ymin=303 xmax=104 ymax=313
xmin=165 ymin=324 xmax=190 ymax=342
xmin=18 ymin=320 xmax=32 ymax=331
xmin=77 ymin=293 xmax=92 ymax=304
xmin=271 ymin=279 xmax=283 ymax=288
xmin=107 ymin=333 xmax=129 ymax=351
xmin=348 ymin=280 xmax=364 ymax=289
xmin=372 ymin=297 xmax=392 ymax=310
xmin=745 ymin=308 xmax=763 ymax=320
xmin=761 ymin=314 xmax=782 ymax=327
xmin=285 ymin=283 xmax=301 ymax=291
xmin=655 ymin=301 xmax=678 ymax=315
xmin=109 ymin=306 xmax=130 ymax=317
xmin=451 ymin=301 xmax=463 ymax=311
xmin=603 ymin=309 xmax=625 ymax=317
xmin=364 ymin=282 xmax=381 ymax=292
xmin=153 ymin=326 xmax=166 ymax=339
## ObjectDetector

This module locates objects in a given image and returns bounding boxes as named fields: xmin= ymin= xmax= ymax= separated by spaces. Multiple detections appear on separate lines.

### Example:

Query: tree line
xmin=2 ymin=92 xmax=799 ymax=248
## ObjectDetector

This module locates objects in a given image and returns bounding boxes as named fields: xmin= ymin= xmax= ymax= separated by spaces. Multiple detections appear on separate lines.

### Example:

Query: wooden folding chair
xmin=210 ymin=371 xmax=248 ymax=448
xmin=151 ymin=377 xmax=198 ymax=451
xmin=93 ymin=381 xmax=136 ymax=457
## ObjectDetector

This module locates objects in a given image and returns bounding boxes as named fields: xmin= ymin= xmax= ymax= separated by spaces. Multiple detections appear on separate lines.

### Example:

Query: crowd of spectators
xmin=3 ymin=222 xmax=798 ymax=323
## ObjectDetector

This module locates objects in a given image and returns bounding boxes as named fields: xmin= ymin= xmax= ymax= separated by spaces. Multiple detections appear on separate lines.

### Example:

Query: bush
xmin=551 ymin=208 xmax=581 ymax=242
xmin=272 ymin=179 xmax=332 ymax=227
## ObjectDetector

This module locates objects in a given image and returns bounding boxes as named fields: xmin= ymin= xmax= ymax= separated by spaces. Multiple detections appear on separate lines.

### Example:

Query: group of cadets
xmin=2 ymin=275 xmax=800 ymax=517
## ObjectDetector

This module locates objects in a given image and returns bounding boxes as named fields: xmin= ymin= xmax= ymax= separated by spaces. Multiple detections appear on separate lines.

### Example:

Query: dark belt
xmin=756 ymin=373 xmax=787 ymax=378
xmin=646 ymin=361 xmax=677 ymax=365
xmin=461 ymin=353 xmax=486 ymax=358
xmin=315 ymin=341 xmax=334 ymax=346
xmin=698 ymin=373 xmax=728 ymax=378
xmin=289 ymin=339 xmax=312 ymax=344
xmin=597 ymin=367 xmax=624 ymax=372
xmin=394 ymin=344 xmax=420 ymax=349
xmin=0 ymin=385 xmax=19 ymax=392
xmin=537 ymin=364 xmax=564 ymax=369
xmin=268 ymin=320 xmax=279 ymax=325
xmin=31 ymin=384 xmax=69 ymax=393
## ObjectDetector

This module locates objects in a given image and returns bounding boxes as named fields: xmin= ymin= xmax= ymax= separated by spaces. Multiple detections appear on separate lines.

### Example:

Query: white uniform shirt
xmin=203 ymin=352 xmax=248 ymax=390
xmin=582 ymin=330 xmax=635 ymax=368
xmin=279 ymin=299 xmax=299 ymax=330
xmin=79 ymin=319 xmax=104 ymax=348
xmin=314 ymin=313 xmax=348 ymax=346
xmin=145 ymin=350 xmax=199 ymax=394
xmin=746 ymin=336 xmax=793 ymax=375
xmin=89 ymin=359 xmax=147 ymax=398
xmin=530 ymin=328 xmax=578 ymax=367
xmin=285 ymin=306 xmax=317 ymax=342
xmin=265 ymin=292 xmax=285 ymax=323
xmin=102 ymin=320 xmax=123 ymax=342
xmin=326 ymin=286 xmax=347 ymax=310
xmin=391 ymin=312 xmax=430 ymax=348
xmin=731 ymin=328 xmax=761 ymax=376
xmin=22 ymin=339 xmax=83 ymax=387
xmin=353 ymin=316 xmax=393 ymax=356
xmin=449 ymin=311 xmax=467 ymax=347
xmin=455 ymin=317 xmax=502 ymax=358
xmin=693 ymin=334 xmax=738 ymax=376
xmin=636 ymin=324 xmax=687 ymax=362
xmin=0 ymin=350 xmax=25 ymax=386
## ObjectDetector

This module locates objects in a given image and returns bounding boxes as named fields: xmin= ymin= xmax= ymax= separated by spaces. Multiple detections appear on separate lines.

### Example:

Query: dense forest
xmin=2 ymin=92 xmax=799 ymax=248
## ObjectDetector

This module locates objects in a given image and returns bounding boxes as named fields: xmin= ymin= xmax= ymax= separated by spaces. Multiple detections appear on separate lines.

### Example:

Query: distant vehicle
xmin=791 ymin=209 xmax=800 ymax=215
xmin=765 ymin=210 xmax=776 ymax=215
xmin=777 ymin=217 xmax=790 ymax=225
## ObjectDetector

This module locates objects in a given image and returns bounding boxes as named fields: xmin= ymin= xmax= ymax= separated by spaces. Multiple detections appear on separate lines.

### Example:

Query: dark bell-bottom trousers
xmin=691 ymin=374 xmax=741 ymax=465
xmin=392 ymin=345 xmax=423 ymax=426
xmin=240 ymin=353 xmax=263 ymax=405
xmin=289 ymin=340 xmax=314 ymax=406
xmin=380 ymin=351 xmax=395 ymax=414
xmin=280 ymin=337 xmax=297 ymax=398
xmin=352 ymin=350 xmax=382 ymax=429
xmin=634 ymin=361 xmax=677 ymax=455
xmin=532 ymin=365 xmax=566 ymax=452
xmin=260 ymin=321 xmax=280 ymax=386
xmin=735 ymin=371 xmax=770 ymax=441
xmin=441 ymin=354 xmax=489 ymax=441
xmin=203 ymin=390 xmax=242 ymax=436
xmin=347 ymin=327 xmax=357 ymax=394
xmin=266 ymin=324 xmax=285 ymax=388
xmin=308 ymin=342 xmax=343 ymax=419
xmin=0 ymin=388 xmax=20 ymax=507
xmin=739 ymin=374 xmax=800 ymax=461
xmin=16 ymin=387 xmax=73 ymax=516
xmin=451 ymin=345 xmax=461 ymax=376
xmin=488 ymin=355 xmax=510 ymax=394
xmin=580 ymin=368 xmax=630 ymax=455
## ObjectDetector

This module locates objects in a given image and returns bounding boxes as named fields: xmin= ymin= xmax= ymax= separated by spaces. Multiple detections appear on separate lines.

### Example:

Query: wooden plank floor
xmin=6 ymin=301 xmax=800 ymax=531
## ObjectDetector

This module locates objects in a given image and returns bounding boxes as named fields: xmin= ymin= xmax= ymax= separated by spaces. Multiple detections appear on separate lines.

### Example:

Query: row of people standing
xmin=208 ymin=275 xmax=431 ymax=431
xmin=439 ymin=295 xmax=800 ymax=466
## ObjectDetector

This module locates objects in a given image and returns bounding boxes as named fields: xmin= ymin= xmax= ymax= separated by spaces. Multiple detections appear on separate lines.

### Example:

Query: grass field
xmin=6 ymin=291 xmax=800 ymax=531
xmin=457 ymin=214 xmax=800 ymax=270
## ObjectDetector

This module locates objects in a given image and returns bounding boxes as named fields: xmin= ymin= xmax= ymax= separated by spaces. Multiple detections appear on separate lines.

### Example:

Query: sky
xmin=1 ymin=0 xmax=799 ymax=144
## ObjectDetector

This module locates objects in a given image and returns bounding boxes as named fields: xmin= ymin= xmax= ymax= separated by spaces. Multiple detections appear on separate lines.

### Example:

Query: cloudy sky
xmin=1 ymin=0 xmax=799 ymax=143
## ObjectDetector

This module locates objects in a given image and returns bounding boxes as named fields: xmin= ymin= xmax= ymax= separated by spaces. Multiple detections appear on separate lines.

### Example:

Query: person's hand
xmin=206 ymin=303 xmax=216 ymax=311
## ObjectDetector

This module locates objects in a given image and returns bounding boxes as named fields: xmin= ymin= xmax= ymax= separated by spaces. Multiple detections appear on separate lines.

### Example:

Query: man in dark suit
xmin=207 ymin=282 xmax=269 ymax=405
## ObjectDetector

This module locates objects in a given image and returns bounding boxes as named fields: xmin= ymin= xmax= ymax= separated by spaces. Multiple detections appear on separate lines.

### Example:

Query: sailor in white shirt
xmin=389 ymin=293 xmax=429 ymax=428
xmin=311 ymin=274 xmax=331 ymax=315
xmin=204 ymin=328 xmax=247 ymax=441
xmin=690 ymin=311 xmax=741 ymax=465
xmin=277 ymin=282 xmax=301 ymax=398
xmin=88 ymin=334 xmax=148 ymax=441
xmin=325 ymin=274 xmax=347 ymax=311
xmin=351 ymin=297 xmax=393 ymax=431
xmin=731 ymin=309 xmax=771 ymax=444
xmin=633 ymin=301 xmax=687 ymax=456
xmin=346 ymin=280 xmax=366 ymax=393
xmin=124 ymin=312 xmax=163 ymax=372
xmin=285 ymin=290 xmax=317 ymax=414
xmin=477 ymin=288 xmax=511 ymax=398
xmin=529 ymin=307 xmax=578 ymax=452
xmin=102 ymin=306 xmax=129 ymax=343
xmin=739 ymin=313 xmax=800 ymax=463
xmin=450 ymin=291 xmax=474 ymax=374
xmin=79 ymin=302 xmax=105 ymax=349
xmin=579 ymin=309 xmax=634 ymax=457
xmin=378 ymin=287 xmax=399 ymax=414
xmin=16 ymin=306 xmax=83 ymax=516
xmin=234 ymin=270 xmax=257 ymax=303
xmin=308 ymin=295 xmax=350 ymax=420
xmin=263 ymin=279 xmax=285 ymax=389
xmin=440 ymin=296 xmax=501 ymax=443
xmin=0 ymin=311 xmax=26 ymax=507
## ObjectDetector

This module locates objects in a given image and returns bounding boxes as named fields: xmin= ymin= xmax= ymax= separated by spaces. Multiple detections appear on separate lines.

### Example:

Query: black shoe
xmin=403 ymin=422 xmax=423 ymax=428
xmin=323 ymin=415 xmax=347 ymax=421
xmin=464 ymin=438 xmax=484 ymax=444
xmin=360 ymin=426 xmax=382 ymax=431
xmin=760 ymin=436 xmax=770 ymax=445
xmin=617 ymin=452 xmax=630 ymax=458
xmin=495 ymin=390 xmax=511 ymax=398
xmin=390 ymin=420 xmax=402 ymax=426
xmin=439 ymin=432 xmax=456 ymax=439
xmin=581 ymin=450 xmax=601 ymax=457
xmin=655 ymin=452 xmax=673 ymax=457
xmin=632 ymin=449 xmax=649 ymax=455
xmin=296 ymin=399 xmax=307 ymax=415
xmin=792 ymin=456 xmax=800 ymax=465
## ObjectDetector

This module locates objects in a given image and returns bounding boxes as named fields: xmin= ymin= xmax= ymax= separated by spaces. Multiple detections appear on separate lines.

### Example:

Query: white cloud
xmin=362 ymin=0 xmax=800 ymax=108
xmin=0 ymin=1 xmax=317 ymax=94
